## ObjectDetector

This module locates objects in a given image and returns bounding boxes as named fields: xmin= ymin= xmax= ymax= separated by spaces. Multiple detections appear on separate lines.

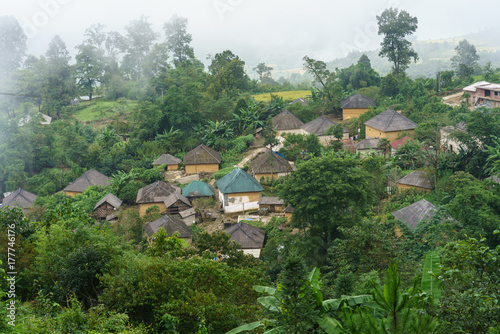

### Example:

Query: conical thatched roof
xmin=302 ymin=116 xmax=348 ymax=136
xmin=216 ymin=168 xmax=263 ymax=194
xmin=136 ymin=181 xmax=181 ymax=204
xmin=63 ymin=169 xmax=111 ymax=193
xmin=163 ymin=192 xmax=192 ymax=209
xmin=152 ymin=154 xmax=181 ymax=166
xmin=94 ymin=193 xmax=122 ymax=210
xmin=182 ymin=181 xmax=215 ymax=198
xmin=272 ymin=110 xmax=304 ymax=131
xmin=184 ymin=144 xmax=221 ymax=165
xmin=364 ymin=109 xmax=417 ymax=132
xmin=1 ymin=188 xmax=37 ymax=212
xmin=392 ymin=199 xmax=437 ymax=231
xmin=341 ymin=94 xmax=376 ymax=109
xmin=143 ymin=215 xmax=192 ymax=238
xmin=225 ymin=222 xmax=265 ymax=249
xmin=397 ymin=171 xmax=432 ymax=189
xmin=250 ymin=150 xmax=293 ymax=174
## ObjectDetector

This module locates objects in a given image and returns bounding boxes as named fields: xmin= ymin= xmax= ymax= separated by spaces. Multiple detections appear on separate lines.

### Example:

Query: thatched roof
xmin=143 ymin=215 xmax=192 ymax=238
xmin=354 ymin=138 xmax=381 ymax=150
xmin=392 ymin=199 xmax=437 ymax=231
xmin=250 ymin=150 xmax=293 ymax=175
xmin=163 ymin=192 xmax=192 ymax=209
xmin=364 ymin=109 xmax=417 ymax=132
xmin=284 ymin=204 xmax=294 ymax=213
xmin=94 ymin=193 xmax=122 ymax=210
xmin=302 ymin=116 xmax=348 ymax=136
xmin=341 ymin=94 xmax=376 ymax=109
xmin=1 ymin=188 xmax=37 ymax=211
xmin=216 ymin=168 xmax=263 ymax=194
xmin=225 ymin=222 xmax=265 ymax=249
xmin=258 ymin=197 xmax=284 ymax=205
xmin=397 ymin=171 xmax=432 ymax=189
xmin=184 ymin=144 xmax=221 ymax=165
xmin=152 ymin=154 xmax=181 ymax=166
xmin=63 ymin=169 xmax=111 ymax=193
xmin=136 ymin=181 xmax=181 ymax=204
xmin=272 ymin=110 xmax=304 ymax=131
xmin=182 ymin=181 xmax=215 ymax=198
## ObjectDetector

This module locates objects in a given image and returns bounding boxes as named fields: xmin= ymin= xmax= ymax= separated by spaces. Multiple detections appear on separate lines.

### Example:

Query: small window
xmin=495 ymin=91 xmax=499 ymax=96
xmin=485 ymin=89 xmax=491 ymax=97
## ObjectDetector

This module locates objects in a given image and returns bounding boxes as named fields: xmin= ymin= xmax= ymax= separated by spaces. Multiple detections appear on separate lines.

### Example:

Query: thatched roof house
xmin=258 ymin=196 xmax=285 ymax=213
xmin=225 ymin=222 xmax=265 ymax=258
xmin=364 ymin=109 xmax=417 ymax=143
xmin=181 ymin=181 xmax=215 ymax=198
xmin=216 ymin=168 xmax=263 ymax=213
xmin=63 ymin=169 xmax=111 ymax=197
xmin=152 ymin=154 xmax=182 ymax=171
xmin=163 ymin=192 xmax=192 ymax=215
xmin=354 ymin=138 xmax=381 ymax=154
xmin=392 ymin=199 xmax=438 ymax=231
xmin=397 ymin=171 xmax=432 ymax=192
xmin=94 ymin=193 xmax=122 ymax=220
xmin=341 ymin=94 xmax=376 ymax=120
xmin=183 ymin=144 xmax=221 ymax=174
xmin=301 ymin=116 xmax=349 ymax=144
xmin=143 ymin=215 xmax=193 ymax=242
xmin=136 ymin=181 xmax=181 ymax=216
xmin=0 ymin=188 xmax=37 ymax=214
xmin=272 ymin=110 xmax=304 ymax=135
xmin=250 ymin=150 xmax=293 ymax=181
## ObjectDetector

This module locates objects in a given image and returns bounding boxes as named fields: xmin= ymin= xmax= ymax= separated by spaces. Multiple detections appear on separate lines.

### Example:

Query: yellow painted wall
xmin=397 ymin=184 xmax=431 ymax=192
xmin=139 ymin=202 xmax=167 ymax=217
xmin=227 ymin=191 xmax=261 ymax=203
xmin=343 ymin=108 xmax=369 ymax=120
xmin=285 ymin=212 xmax=293 ymax=223
xmin=365 ymin=126 xmax=414 ymax=144
xmin=167 ymin=164 xmax=180 ymax=171
xmin=185 ymin=164 xmax=219 ymax=174
xmin=64 ymin=191 xmax=81 ymax=198
xmin=255 ymin=173 xmax=287 ymax=181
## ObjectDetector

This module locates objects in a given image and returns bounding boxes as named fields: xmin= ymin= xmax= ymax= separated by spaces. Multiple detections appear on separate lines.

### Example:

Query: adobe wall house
xmin=152 ymin=154 xmax=182 ymax=171
xmin=224 ymin=222 xmax=265 ymax=258
xmin=183 ymin=144 xmax=221 ymax=175
xmin=250 ymin=150 xmax=293 ymax=181
xmin=341 ymin=94 xmax=376 ymax=120
xmin=364 ymin=109 xmax=417 ymax=143
xmin=301 ymin=116 xmax=349 ymax=146
xmin=272 ymin=110 xmax=305 ymax=136
xmin=135 ymin=181 xmax=181 ymax=217
xmin=143 ymin=215 xmax=193 ymax=244
xmin=63 ymin=169 xmax=111 ymax=198
xmin=258 ymin=196 xmax=285 ymax=213
xmin=397 ymin=170 xmax=432 ymax=192
xmin=216 ymin=168 xmax=263 ymax=213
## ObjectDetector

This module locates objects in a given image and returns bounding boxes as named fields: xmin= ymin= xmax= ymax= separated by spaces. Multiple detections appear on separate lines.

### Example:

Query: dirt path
xmin=442 ymin=91 xmax=464 ymax=107
xmin=237 ymin=147 xmax=267 ymax=168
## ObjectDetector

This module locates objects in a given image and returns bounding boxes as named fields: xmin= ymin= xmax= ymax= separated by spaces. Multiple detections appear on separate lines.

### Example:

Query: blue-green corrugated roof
xmin=216 ymin=168 xmax=263 ymax=194
xmin=182 ymin=181 xmax=215 ymax=197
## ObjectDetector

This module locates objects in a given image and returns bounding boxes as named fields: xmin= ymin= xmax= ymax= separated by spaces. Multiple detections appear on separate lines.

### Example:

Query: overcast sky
xmin=3 ymin=0 xmax=499 ymax=69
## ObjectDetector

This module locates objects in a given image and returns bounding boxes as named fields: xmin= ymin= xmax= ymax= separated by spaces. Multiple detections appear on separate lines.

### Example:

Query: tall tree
xmin=451 ymin=39 xmax=479 ymax=78
xmin=164 ymin=15 xmax=194 ymax=66
xmin=377 ymin=8 xmax=418 ymax=75
xmin=253 ymin=62 xmax=273 ymax=82
xmin=278 ymin=156 xmax=374 ymax=265
xmin=122 ymin=16 xmax=158 ymax=80
xmin=207 ymin=50 xmax=250 ymax=100
xmin=43 ymin=35 xmax=76 ymax=115
xmin=74 ymin=44 xmax=105 ymax=100
xmin=0 ymin=16 xmax=27 ymax=76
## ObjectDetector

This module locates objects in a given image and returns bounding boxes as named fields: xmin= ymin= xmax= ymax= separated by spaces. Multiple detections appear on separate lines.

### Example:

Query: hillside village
xmin=1 ymin=9 xmax=500 ymax=334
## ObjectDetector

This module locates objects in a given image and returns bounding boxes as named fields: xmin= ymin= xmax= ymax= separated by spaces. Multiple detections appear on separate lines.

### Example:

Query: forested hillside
xmin=1 ymin=11 xmax=500 ymax=334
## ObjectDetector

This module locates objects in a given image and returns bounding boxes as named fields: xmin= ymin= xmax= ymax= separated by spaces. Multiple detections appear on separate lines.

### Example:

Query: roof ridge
xmin=201 ymin=145 xmax=219 ymax=162
xmin=386 ymin=109 xmax=397 ymax=127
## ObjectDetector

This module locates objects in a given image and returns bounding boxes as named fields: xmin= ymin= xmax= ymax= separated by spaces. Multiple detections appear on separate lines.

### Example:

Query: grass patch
xmin=252 ymin=90 xmax=310 ymax=103
xmin=72 ymin=99 xmax=138 ymax=123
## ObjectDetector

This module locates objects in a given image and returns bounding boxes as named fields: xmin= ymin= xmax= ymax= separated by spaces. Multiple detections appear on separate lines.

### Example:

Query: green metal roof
xmin=182 ymin=181 xmax=215 ymax=197
xmin=216 ymin=168 xmax=263 ymax=194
